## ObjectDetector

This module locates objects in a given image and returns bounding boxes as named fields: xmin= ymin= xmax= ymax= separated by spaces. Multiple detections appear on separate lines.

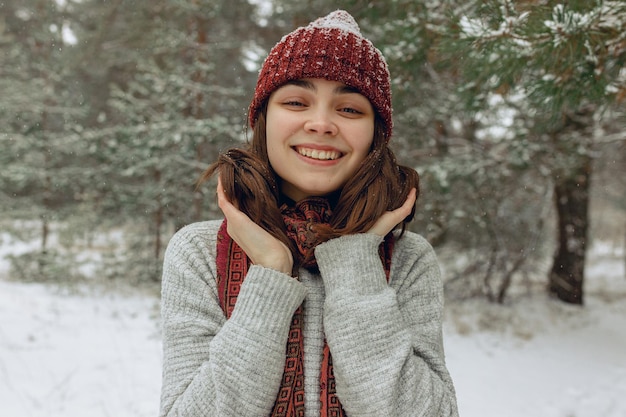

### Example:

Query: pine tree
xmin=442 ymin=0 xmax=626 ymax=304
xmin=72 ymin=0 xmax=262 ymax=281
xmin=1 ymin=1 xmax=89 ymax=256
xmin=1 ymin=0 xmax=265 ymax=282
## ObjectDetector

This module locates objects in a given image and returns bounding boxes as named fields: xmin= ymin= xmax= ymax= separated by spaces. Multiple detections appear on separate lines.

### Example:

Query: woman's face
xmin=265 ymin=78 xmax=375 ymax=202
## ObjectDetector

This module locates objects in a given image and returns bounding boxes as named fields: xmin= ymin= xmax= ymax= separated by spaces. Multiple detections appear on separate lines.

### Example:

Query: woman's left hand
xmin=367 ymin=188 xmax=417 ymax=237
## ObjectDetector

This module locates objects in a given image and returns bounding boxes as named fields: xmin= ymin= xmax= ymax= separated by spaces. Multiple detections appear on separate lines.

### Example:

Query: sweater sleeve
xmin=159 ymin=222 xmax=307 ymax=417
xmin=315 ymin=232 xmax=458 ymax=417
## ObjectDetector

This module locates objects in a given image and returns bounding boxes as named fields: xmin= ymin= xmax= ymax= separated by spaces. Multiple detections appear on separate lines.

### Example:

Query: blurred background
xmin=1 ymin=1 xmax=625 ymax=416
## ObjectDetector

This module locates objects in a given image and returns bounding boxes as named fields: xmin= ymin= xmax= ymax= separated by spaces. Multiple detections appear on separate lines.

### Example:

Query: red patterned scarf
xmin=216 ymin=197 xmax=394 ymax=416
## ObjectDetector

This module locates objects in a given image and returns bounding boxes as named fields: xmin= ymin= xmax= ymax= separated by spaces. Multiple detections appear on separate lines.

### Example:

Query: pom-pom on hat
xmin=249 ymin=10 xmax=393 ymax=140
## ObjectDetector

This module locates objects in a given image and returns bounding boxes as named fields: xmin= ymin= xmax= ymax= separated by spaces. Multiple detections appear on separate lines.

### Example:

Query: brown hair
xmin=199 ymin=101 xmax=420 ymax=268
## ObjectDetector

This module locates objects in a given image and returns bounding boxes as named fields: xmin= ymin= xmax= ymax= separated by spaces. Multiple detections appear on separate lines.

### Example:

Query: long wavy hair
xmin=199 ymin=99 xmax=420 ymax=268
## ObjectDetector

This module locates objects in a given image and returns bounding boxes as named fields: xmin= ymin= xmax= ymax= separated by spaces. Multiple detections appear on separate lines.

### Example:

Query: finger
xmin=216 ymin=176 xmax=227 ymax=209
xmin=368 ymin=188 xmax=417 ymax=236
xmin=387 ymin=187 xmax=416 ymax=222
xmin=395 ymin=187 xmax=417 ymax=223
xmin=399 ymin=187 xmax=417 ymax=215
xmin=217 ymin=176 xmax=224 ymax=200
xmin=216 ymin=176 xmax=238 ymax=217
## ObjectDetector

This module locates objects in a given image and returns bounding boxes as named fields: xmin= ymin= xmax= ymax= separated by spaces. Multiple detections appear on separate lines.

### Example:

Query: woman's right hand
xmin=217 ymin=176 xmax=294 ymax=275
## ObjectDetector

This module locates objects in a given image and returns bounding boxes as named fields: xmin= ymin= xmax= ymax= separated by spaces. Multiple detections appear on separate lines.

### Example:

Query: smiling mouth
xmin=295 ymin=147 xmax=342 ymax=161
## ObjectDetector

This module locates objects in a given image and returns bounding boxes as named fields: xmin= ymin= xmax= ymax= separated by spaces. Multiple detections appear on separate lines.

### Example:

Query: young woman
xmin=159 ymin=10 xmax=458 ymax=417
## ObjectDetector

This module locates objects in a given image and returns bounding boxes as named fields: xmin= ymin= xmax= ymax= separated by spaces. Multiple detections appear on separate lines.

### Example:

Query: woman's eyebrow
xmin=334 ymin=85 xmax=361 ymax=95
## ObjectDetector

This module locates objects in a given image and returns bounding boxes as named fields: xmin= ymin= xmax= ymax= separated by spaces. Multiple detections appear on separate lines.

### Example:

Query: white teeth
xmin=297 ymin=147 xmax=340 ymax=160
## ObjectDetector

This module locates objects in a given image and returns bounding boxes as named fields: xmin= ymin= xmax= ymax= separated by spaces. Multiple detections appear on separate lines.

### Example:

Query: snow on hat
xmin=249 ymin=10 xmax=393 ymax=140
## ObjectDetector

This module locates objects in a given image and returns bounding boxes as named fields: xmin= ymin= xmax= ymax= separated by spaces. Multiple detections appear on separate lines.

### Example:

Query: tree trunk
xmin=40 ymin=106 xmax=51 ymax=277
xmin=548 ymin=156 xmax=591 ymax=305
xmin=153 ymin=169 xmax=163 ymax=282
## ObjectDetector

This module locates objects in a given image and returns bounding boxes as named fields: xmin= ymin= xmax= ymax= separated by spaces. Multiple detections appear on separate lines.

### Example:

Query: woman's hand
xmin=217 ymin=176 xmax=294 ymax=275
xmin=367 ymin=188 xmax=417 ymax=237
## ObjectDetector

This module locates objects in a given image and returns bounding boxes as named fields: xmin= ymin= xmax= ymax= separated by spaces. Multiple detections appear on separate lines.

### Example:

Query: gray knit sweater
xmin=159 ymin=220 xmax=458 ymax=417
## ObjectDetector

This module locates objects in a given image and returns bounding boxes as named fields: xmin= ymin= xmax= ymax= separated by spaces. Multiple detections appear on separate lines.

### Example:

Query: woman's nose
xmin=304 ymin=109 xmax=338 ymax=136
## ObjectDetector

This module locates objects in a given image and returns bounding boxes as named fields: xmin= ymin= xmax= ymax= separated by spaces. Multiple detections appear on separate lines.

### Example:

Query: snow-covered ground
xmin=0 ymin=282 xmax=161 ymax=417
xmin=445 ymin=242 xmax=626 ymax=417
xmin=0 ymin=238 xmax=624 ymax=417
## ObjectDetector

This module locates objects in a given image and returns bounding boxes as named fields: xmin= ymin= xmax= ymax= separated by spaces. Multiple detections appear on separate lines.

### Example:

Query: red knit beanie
xmin=249 ymin=10 xmax=393 ymax=140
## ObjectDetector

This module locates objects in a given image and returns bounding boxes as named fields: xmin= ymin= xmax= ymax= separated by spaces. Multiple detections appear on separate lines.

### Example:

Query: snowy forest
xmin=1 ymin=1 xmax=626 ymax=416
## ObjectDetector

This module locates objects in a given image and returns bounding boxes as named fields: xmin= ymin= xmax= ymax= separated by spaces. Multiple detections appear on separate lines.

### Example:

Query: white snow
xmin=0 ymin=282 xmax=161 ymax=417
xmin=0 ymin=239 xmax=624 ymax=417
xmin=445 ymin=262 xmax=626 ymax=416
xmin=61 ymin=24 xmax=78 ymax=46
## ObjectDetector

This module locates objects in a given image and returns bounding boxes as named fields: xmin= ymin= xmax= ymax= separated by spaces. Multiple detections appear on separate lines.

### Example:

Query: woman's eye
xmin=284 ymin=100 xmax=305 ymax=107
xmin=339 ymin=107 xmax=362 ymax=115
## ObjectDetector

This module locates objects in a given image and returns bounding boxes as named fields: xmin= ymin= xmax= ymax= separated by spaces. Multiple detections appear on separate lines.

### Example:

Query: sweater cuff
xmin=229 ymin=265 xmax=307 ymax=338
xmin=315 ymin=233 xmax=388 ymax=297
